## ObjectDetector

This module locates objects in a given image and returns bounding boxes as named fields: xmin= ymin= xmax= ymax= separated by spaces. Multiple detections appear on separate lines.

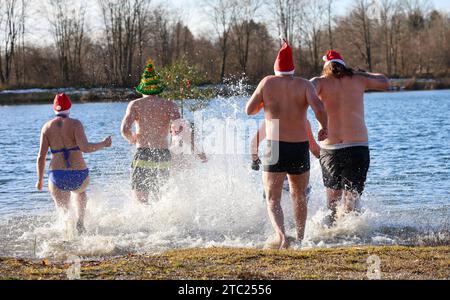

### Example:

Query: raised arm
xmin=305 ymin=80 xmax=328 ymax=140
xmin=36 ymin=127 xmax=50 ymax=191
xmin=245 ymin=78 xmax=266 ymax=116
xmin=121 ymin=102 xmax=138 ymax=144
xmin=355 ymin=71 xmax=390 ymax=91
xmin=75 ymin=121 xmax=111 ymax=153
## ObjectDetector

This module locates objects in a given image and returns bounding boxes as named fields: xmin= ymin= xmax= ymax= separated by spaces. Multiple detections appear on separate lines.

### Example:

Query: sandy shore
xmin=0 ymin=246 xmax=448 ymax=280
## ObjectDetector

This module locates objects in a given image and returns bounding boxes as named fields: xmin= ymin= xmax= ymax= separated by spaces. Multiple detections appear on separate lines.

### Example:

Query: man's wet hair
xmin=322 ymin=62 xmax=354 ymax=79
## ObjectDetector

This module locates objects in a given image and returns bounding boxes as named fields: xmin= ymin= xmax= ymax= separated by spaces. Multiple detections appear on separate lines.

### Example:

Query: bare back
xmin=314 ymin=73 xmax=389 ymax=145
xmin=316 ymin=75 xmax=367 ymax=144
xmin=261 ymin=76 xmax=310 ymax=142
xmin=124 ymin=96 xmax=180 ymax=149
xmin=42 ymin=118 xmax=87 ymax=170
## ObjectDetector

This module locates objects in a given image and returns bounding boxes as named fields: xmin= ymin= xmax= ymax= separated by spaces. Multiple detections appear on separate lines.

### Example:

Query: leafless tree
xmin=270 ymin=0 xmax=302 ymax=45
xmin=151 ymin=8 xmax=173 ymax=67
xmin=206 ymin=0 xmax=236 ymax=81
xmin=376 ymin=0 xmax=402 ymax=75
xmin=401 ymin=0 xmax=431 ymax=74
xmin=231 ymin=0 xmax=262 ymax=74
xmin=48 ymin=0 xmax=86 ymax=84
xmin=298 ymin=0 xmax=327 ymax=73
xmin=171 ymin=21 xmax=195 ymax=61
xmin=0 ymin=0 xmax=27 ymax=85
xmin=98 ymin=0 xmax=150 ymax=86
xmin=346 ymin=0 xmax=376 ymax=71
xmin=327 ymin=0 xmax=334 ymax=49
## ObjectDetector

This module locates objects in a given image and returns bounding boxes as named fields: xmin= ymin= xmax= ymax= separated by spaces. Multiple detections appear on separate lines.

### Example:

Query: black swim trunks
xmin=131 ymin=148 xmax=171 ymax=194
xmin=319 ymin=146 xmax=370 ymax=195
xmin=263 ymin=141 xmax=310 ymax=175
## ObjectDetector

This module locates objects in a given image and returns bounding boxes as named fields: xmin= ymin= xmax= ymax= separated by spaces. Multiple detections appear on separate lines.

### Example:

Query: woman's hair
xmin=322 ymin=62 xmax=354 ymax=79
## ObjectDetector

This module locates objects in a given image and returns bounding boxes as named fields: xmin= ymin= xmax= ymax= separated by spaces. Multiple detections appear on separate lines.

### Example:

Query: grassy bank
xmin=0 ymin=246 xmax=448 ymax=280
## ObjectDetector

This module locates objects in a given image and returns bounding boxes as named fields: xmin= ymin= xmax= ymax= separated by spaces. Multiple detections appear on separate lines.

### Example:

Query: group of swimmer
xmin=36 ymin=41 xmax=389 ymax=248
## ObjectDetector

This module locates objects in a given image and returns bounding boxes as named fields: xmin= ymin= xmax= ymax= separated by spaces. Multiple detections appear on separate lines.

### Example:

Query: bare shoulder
xmin=41 ymin=120 xmax=53 ymax=133
xmin=296 ymin=77 xmax=315 ymax=89
xmin=261 ymin=75 xmax=276 ymax=81
xmin=128 ymin=99 xmax=140 ymax=107
xmin=70 ymin=118 xmax=83 ymax=129
xmin=127 ymin=99 xmax=141 ymax=112
xmin=261 ymin=75 xmax=276 ymax=84
xmin=310 ymin=76 xmax=323 ymax=87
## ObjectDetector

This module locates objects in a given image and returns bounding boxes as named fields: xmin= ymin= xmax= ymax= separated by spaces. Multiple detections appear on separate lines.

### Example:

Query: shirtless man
xmin=311 ymin=50 xmax=390 ymax=224
xmin=246 ymin=41 xmax=328 ymax=249
xmin=121 ymin=59 xmax=181 ymax=204
xmin=36 ymin=94 xmax=112 ymax=234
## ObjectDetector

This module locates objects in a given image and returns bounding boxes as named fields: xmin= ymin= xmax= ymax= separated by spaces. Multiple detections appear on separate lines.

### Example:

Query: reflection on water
xmin=0 ymin=90 xmax=449 ymax=258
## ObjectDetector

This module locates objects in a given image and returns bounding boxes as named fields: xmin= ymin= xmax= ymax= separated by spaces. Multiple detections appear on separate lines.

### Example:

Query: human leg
xmin=287 ymin=172 xmax=310 ymax=242
xmin=263 ymin=172 xmax=288 ymax=249
xmin=49 ymin=181 xmax=71 ymax=213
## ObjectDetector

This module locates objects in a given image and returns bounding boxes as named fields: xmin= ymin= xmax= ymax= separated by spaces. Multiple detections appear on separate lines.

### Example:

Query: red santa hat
xmin=323 ymin=50 xmax=346 ymax=66
xmin=274 ymin=40 xmax=295 ymax=76
xmin=53 ymin=93 xmax=72 ymax=115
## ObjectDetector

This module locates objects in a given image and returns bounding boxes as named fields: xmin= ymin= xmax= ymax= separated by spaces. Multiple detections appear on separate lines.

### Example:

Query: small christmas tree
xmin=136 ymin=59 xmax=165 ymax=95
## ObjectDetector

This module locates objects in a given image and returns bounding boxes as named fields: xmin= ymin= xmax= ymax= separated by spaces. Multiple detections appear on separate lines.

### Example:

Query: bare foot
xmin=280 ymin=236 xmax=296 ymax=250
xmin=279 ymin=238 xmax=290 ymax=250
xmin=265 ymin=238 xmax=282 ymax=250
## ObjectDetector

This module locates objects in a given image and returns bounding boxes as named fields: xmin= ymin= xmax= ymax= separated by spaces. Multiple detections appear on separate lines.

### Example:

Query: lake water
xmin=0 ymin=90 xmax=449 ymax=259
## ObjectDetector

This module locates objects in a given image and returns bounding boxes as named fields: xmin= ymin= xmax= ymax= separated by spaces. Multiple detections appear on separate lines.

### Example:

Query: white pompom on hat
xmin=323 ymin=50 xmax=346 ymax=66
xmin=53 ymin=93 xmax=72 ymax=115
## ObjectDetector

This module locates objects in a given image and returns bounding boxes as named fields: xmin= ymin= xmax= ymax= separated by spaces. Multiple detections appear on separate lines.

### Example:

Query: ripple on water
xmin=0 ymin=92 xmax=449 ymax=258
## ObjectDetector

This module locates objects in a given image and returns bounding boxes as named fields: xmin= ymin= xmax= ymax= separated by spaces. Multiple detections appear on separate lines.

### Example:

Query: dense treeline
xmin=0 ymin=0 xmax=449 ymax=89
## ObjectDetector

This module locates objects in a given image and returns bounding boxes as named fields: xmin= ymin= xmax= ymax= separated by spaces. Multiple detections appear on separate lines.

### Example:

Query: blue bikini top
xmin=51 ymin=114 xmax=80 ymax=168
xmin=51 ymin=147 xmax=81 ymax=168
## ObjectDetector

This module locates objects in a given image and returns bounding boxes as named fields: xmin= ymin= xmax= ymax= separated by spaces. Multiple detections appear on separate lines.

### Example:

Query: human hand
xmin=198 ymin=153 xmax=208 ymax=163
xmin=129 ymin=134 xmax=138 ymax=145
xmin=103 ymin=136 xmax=112 ymax=148
xmin=251 ymin=158 xmax=261 ymax=171
xmin=318 ymin=128 xmax=328 ymax=142
xmin=35 ymin=180 xmax=43 ymax=191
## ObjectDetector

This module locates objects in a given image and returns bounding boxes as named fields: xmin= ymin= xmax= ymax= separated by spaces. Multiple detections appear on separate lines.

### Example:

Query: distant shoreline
xmin=0 ymin=246 xmax=448 ymax=280
xmin=0 ymin=78 xmax=449 ymax=105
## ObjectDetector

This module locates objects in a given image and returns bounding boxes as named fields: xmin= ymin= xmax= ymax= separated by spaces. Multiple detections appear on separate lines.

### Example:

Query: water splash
xmin=1 ymin=95 xmax=448 ymax=259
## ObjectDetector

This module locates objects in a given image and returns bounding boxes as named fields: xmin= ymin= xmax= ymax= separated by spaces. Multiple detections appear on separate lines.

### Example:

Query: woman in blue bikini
xmin=36 ymin=94 xmax=112 ymax=234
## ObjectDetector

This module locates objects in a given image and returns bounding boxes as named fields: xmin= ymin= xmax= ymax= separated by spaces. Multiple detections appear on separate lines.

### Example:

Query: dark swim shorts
xmin=319 ymin=146 xmax=370 ymax=195
xmin=263 ymin=141 xmax=310 ymax=175
xmin=131 ymin=148 xmax=171 ymax=194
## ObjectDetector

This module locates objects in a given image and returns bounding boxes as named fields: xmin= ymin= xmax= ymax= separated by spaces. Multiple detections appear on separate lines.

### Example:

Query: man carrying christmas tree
xmin=121 ymin=59 xmax=181 ymax=204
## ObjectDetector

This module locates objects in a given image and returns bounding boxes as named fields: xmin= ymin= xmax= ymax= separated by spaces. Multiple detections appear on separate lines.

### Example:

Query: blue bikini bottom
xmin=49 ymin=169 xmax=89 ymax=191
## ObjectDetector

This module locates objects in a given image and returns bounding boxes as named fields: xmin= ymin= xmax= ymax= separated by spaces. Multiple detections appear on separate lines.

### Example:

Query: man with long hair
xmin=311 ymin=51 xmax=390 ymax=225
